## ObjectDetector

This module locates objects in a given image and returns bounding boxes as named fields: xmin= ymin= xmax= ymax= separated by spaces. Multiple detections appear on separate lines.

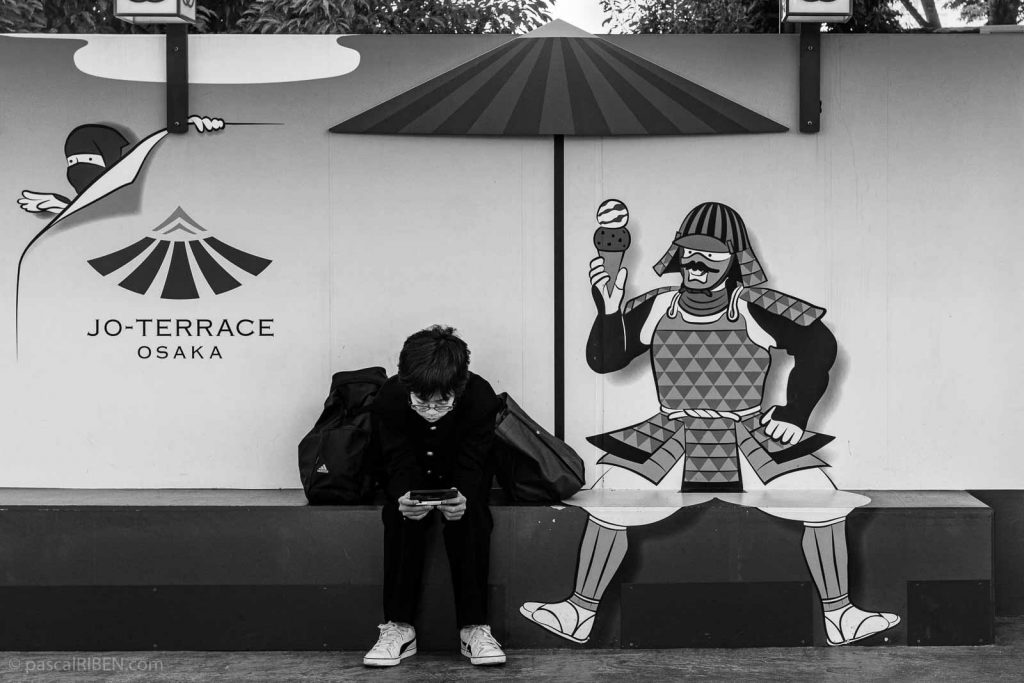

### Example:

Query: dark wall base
xmin=621 ymin=582 xmax=815 ymax=648
xmin=968 ymin=490 xmax=1024 ymax=616
xmin=0 ymin=491 xmax=994 ymax=650
xmin=908 ymin=580 xmax=993 ymax=646
xmin=0 ymin=585 xmax=504 ymax=652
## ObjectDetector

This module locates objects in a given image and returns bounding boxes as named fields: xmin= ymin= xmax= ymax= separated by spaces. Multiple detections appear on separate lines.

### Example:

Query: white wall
xmin=0 ymin=34 xmax=552 ymax=488
xmin=0 ymin=33 xmax=1021 ymax=489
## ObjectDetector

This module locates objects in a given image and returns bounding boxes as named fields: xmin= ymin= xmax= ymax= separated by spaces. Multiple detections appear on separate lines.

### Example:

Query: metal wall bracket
xmin=166 ymin=24 xmax=189 ymax=134
xmin=799 ymin=23 xmax=821 ymax=134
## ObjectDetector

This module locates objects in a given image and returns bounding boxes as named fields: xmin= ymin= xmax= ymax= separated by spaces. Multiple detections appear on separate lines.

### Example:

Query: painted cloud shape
xmin=5 ymin=34 xmax=359 ymax=84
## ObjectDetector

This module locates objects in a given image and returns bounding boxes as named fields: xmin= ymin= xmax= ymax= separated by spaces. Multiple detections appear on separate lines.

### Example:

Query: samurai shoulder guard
xmin=741 ymin=287 xmax=825 ymax=327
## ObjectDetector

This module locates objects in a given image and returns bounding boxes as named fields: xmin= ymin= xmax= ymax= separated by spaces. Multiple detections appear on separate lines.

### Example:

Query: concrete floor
xmin=1 ymin=618 xmax=1021 ymax=682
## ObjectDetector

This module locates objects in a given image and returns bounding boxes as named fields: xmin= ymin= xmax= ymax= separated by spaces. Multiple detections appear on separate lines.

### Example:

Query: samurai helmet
xmin=653 ymin=201 xmax=767 ymax=288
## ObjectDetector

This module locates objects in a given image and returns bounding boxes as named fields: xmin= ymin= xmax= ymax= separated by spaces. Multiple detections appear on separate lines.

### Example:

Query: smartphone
xmin=409 ymin=488 xmax=459 ymax=505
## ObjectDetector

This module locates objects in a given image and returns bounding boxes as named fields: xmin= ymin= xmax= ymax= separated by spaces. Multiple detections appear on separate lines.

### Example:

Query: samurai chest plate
xmin=651 ymin=308 xmax=771 ymax=412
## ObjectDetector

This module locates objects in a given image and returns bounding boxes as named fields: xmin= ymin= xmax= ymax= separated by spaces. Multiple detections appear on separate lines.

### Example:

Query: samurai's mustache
xmin=680 ymin=260 xmax=721 ymax=275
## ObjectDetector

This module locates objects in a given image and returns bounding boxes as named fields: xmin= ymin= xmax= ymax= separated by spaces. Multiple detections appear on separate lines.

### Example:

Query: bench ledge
xmin=0 ymin=488 xmax=990 ymax=509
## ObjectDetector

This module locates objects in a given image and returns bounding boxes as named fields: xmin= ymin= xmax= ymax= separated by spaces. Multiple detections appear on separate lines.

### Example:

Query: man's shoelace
xmin=468 ymin=626 xmax=501 ymax=650
xmin=376 ymin=624 xmax=408 ymax=648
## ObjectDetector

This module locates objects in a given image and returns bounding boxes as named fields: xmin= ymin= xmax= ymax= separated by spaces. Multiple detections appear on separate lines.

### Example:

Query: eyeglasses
xmin=409 ymin=395 xmax=456 ymax=414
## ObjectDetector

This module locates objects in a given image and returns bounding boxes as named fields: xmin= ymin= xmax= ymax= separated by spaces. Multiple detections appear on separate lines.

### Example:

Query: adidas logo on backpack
xmin=298 ymin=366 xmax=387 ymax=504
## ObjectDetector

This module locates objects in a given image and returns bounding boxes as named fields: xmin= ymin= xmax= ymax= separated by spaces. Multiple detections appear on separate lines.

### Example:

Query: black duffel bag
xmin=298 ymin=367 xmax=387 ymax=505
xmin=492 ymin=393 xmax=585 ymax=502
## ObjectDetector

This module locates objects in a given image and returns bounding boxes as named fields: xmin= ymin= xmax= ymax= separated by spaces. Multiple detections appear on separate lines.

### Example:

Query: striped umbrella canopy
xmin=331 ymin=20 xmax=787 ymax=438
xmin=330 ymin=20 xmax=786 ymax=137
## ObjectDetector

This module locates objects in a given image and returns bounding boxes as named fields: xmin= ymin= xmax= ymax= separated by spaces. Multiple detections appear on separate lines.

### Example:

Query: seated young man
xmin=363 ymin=325 xmax=505 ymax=667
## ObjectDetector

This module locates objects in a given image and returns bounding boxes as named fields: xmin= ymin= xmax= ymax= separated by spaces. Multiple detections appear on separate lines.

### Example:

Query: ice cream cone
xmin=594 ymin=199 xmax=631 ymax=296
xmin=597 ymin=250 xmax=625 ymax=295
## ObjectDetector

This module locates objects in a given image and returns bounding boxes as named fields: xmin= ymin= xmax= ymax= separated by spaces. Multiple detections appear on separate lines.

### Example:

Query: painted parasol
xmin=329 ymin=20 xmax=787 ymax=437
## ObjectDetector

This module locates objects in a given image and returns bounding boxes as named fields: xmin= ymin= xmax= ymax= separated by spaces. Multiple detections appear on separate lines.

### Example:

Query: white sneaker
xmin=460 ymin=624 xmax=506 ymax=666
xmin=363 ymin=622 xmax=417 ymax=667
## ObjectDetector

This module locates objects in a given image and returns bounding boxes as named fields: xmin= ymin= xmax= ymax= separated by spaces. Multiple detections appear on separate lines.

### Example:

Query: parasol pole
xmin=554 ymin=134 xmax=565 ymax=439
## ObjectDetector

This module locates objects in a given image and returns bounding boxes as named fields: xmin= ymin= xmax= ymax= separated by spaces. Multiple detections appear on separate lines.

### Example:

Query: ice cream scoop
xmin=593 ymin=199 xmax=631 ymax=294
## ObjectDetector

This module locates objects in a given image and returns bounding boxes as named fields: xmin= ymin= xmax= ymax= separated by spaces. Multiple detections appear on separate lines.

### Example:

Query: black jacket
xmin=372 ymin=372 xmax=500 ymax=503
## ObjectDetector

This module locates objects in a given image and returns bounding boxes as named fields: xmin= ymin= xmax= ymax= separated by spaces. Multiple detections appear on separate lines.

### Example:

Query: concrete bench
xmin=0 ymin=489 xmax=992 ymax=650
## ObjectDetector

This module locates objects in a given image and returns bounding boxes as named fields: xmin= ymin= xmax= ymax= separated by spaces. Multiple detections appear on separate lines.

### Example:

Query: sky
xmin=551 ymin=0 xmax=608 ymax=33
xmin=550 ymin=0 xmax=985 ymax=33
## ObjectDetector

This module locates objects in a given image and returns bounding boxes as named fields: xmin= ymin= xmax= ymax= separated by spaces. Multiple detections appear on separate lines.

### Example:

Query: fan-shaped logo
xmin=87 ymin=207 xmax=271 ymax=299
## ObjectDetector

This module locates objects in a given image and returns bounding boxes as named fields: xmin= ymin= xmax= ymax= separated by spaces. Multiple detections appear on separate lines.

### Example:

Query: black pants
xmin=382 ymin=499 xmax=493 ymax=628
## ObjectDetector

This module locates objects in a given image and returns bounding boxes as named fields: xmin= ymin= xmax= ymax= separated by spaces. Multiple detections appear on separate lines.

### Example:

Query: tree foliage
xmin=600 ymin=0 xmax=903 ymax=33
xmin=828 ymin=0 xmax=904 ymax=31
xmin=600 ymin=0 xmax=757 ymax=33
xmin=0 ymin=0 xmax=229 ymax=33
xmin=1 ymin=0 xmax=553 ymax=34
xmin=237 ymin=0 xmax=552 ymax=34
xmin=945 ymin=0 xmax=1023 ymax=24
xmin=1 ymin=0 xmax=45 ymax=33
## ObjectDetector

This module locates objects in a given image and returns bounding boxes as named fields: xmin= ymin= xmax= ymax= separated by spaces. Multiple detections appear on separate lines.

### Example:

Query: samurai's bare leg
xmin=802 ymin=518 xmax=900 ymax=645
xmin=803 ymin=517 xmax=851 ymax=611
xmin=744 ymin=464 xmax=900 ymax=646
xmin=520 ymin=516 xmax=628 ymax=644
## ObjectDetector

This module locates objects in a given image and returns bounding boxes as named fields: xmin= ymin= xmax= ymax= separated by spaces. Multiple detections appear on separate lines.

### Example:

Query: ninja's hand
xmin=589 ymin=256 xmax=626 ymax=315
xmin=18 ymin=190 xmax=69 ymax=214
xmin=187 ymin=115 xmax=225 ymax=133
xmin=760 ymin=406 xmax=804 ymax=446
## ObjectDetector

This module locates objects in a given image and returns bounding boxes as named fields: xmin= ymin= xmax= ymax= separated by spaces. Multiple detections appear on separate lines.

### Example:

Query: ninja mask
xmin=64 ymin=124 xmax=129 ymax=195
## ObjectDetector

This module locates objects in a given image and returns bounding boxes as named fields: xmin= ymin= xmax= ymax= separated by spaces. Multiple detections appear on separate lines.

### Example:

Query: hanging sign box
xmin=115 ymin=0 xmax=197 ymax=25
xmin=782 ymin=0 xmax=853 ymax=23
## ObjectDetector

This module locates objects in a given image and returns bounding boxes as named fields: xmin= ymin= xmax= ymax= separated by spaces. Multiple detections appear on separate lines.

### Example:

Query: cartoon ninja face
xmin=675 ymin=234 xmax=733 ymax=291
xmin=63 ymin=124 xmax=129 ymax=195
xmin=66 ymin=157 xmax=107 ymax=195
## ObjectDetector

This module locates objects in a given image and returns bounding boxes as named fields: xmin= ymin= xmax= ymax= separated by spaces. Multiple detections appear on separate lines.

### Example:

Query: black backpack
xmin=492 ymin=393 xmax=586 ymax=502
xmin=298 ymin=367 xmax=387 ymax=505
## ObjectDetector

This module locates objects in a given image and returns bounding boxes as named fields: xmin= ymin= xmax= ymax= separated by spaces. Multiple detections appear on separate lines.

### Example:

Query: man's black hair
xmin=398 ymin=325 xmax=470 ymax=399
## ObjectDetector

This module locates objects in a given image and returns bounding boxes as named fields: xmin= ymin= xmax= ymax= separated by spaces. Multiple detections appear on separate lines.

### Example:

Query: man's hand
xmin=398 ymin=492 xmax=432 ymax=521
xmin=438 ymin=491 xmax=467 ymax=522
xmin=18 ymin=191 xmax=68 ymax=214
xmin=187 ymin=115 xmax=225 ymax=134
xmin=589 ymin=256 xmax=627 ymax=314
xmin=760 ymin=406 xmax=804 ymax=446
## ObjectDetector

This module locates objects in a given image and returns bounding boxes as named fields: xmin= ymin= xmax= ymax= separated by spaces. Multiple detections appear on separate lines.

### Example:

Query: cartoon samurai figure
xmin=521 ymin=201 xmax=899 ymax=646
